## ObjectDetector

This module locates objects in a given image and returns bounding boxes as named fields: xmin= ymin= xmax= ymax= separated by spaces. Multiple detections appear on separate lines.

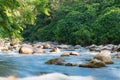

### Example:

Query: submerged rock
xmin=45 ymin=58 xmax=65 ymax=64
xmin=79 ymin=59 xmax=106 ymax=68
xmin=65 ymin=63 xmax=78 ymax=66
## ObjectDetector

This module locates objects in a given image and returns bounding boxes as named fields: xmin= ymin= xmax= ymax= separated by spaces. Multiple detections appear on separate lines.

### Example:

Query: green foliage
xmin=22 ymin=0 xmax=120 ymax=45
xmin=0 ymin=0 xmax=49 ymax=41
xmin=94 ymin=7 xmax=120 ymax=44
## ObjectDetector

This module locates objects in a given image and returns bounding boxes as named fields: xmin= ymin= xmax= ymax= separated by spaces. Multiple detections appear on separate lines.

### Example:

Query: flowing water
xmin=0 ymin=48 xmax=120 ymax=80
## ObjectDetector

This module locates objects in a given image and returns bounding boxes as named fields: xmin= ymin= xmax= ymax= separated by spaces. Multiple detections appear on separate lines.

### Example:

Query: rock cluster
xmin=86 ymin=44 xmax=120 ymax=52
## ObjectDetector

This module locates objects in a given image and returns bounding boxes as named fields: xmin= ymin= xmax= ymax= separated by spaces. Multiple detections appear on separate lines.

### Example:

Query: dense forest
xmin=0 ymin=0 xmax=120 ymax=46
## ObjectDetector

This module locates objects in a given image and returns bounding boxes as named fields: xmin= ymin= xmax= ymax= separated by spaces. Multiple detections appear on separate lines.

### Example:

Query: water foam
xmin=0 ymin=73 xmax=94 ymax=80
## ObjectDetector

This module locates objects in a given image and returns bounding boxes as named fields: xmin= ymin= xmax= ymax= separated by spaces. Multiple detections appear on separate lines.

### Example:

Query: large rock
xmin=93 ymin=50 xmax=114 ymax=64
xmin=19 ymin=45 xmax=34 ymax=54
xmin=79 ymin=59 xmax=106 ymax=68
xmin=50 ymin=47 xmax=60 ymax=52
xmin=45 ymin=58 xmax=65 ymax=64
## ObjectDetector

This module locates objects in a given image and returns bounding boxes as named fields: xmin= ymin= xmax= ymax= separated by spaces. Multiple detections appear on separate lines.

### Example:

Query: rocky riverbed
xmin=0 ymin=41 xmax=120 ymax=80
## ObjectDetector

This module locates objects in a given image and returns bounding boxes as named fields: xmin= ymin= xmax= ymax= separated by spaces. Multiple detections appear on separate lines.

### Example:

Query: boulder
xmin=19 ymin=46 xmax=34 ymax=54
xmin=79 ymin=59 xmax=106 ymax=68
xmin=50 ymin=47 xmax=60 ymax=52
xmin=93 ymin=50 xmax=113 ymax=64
xmin=45 ymin=58 xmax=65 ymax=64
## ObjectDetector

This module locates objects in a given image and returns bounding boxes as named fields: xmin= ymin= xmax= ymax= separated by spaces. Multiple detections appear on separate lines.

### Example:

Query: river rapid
xmin=0 ymin=47 xmax=120 ymax=80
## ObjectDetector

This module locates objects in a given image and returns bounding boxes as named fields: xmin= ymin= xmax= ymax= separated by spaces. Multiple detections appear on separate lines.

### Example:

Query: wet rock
xmin=93 ymin=50 xmax=114 ymax=64
xmin=19 ymin=45 xmax=34 ymax=54
xmin=45 ymin=58 xmax=65 ymax=64
xmin=50 ymin=47 xmax=60 ymax=52
xmin=65 ymin=63 xmax=78 ymax=66
xmin=61 ymin=52 xmax=79 ymax=56
xmin=79 ymin=59 xmax=106 ymax=68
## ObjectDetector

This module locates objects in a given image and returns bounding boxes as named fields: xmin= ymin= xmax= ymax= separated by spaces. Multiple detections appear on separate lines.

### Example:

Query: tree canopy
xmin=0 ymin=0 xmax=120 ymax=45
